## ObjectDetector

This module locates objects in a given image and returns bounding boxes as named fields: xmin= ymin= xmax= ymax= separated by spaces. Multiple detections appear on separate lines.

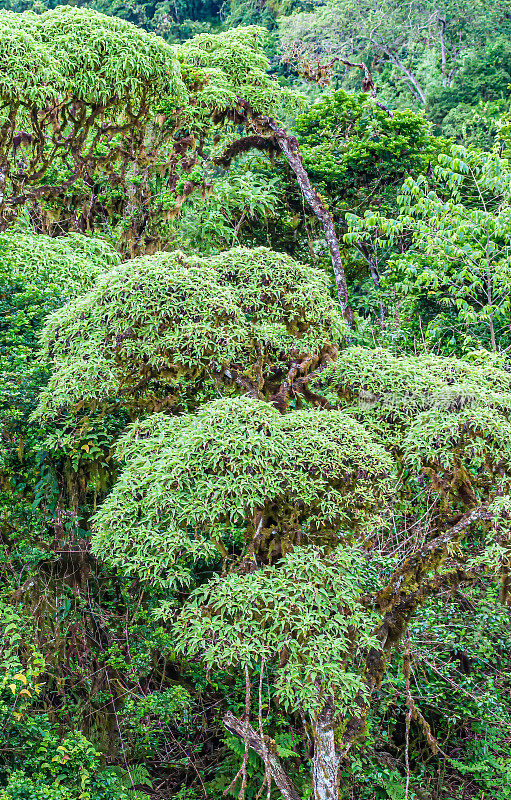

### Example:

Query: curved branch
xmin=223 ymin=711 xmax=301 ymax=800
xmin=262 ymin=118 xmax=354 ymax=326
xmin=215 ymin=103 xmax=354 ymax=326
xmin=343 ymin=501 xmax=506 ymax=746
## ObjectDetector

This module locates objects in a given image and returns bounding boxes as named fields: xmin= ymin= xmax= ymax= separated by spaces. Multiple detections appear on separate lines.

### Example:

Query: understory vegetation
xmin=1 ymin=3 xmax=511 ymax=800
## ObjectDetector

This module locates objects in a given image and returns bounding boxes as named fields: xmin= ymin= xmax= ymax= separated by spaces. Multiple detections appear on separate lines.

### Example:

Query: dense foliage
xmin=35 ymin=247 xmax=343 ymax=418
xmin=0 ymin=8 xmax=292 ymax=253
xmin=1 ymin=4 xmax=511 ymax=800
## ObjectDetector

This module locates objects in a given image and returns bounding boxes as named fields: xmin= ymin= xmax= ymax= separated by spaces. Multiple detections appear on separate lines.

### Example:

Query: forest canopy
xmin=1 ymin=4 xmax=511 ymax=800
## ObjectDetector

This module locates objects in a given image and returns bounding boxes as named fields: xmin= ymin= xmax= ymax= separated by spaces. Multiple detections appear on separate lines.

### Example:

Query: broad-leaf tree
xmin=0 ymin=7 xmax=354 ymax=318
xmin=279 ymin=0 xmax=511 ymax=105
xmin=37 ymin=242 xmax=511 ymax=800
xmin=0 ymin=8 xmax=185 ymax=233
xmin=294 ymin=90 xmax=435 ymax=217
xmin=36 ymin=247 xmax=344 ymax=419
xmin=2 ymin=6 xmax=511 ymax=800
xmin=0 ymin=231 xmax=119 ymax=494
xmin=345 ymin=145 xmax=511 ymax=353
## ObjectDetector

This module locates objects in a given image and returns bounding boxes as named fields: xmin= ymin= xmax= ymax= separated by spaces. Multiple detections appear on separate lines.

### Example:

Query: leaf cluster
xmin=36 ymin=246 xmax=345 ymax=418
xmin=92 ymin=395 xmax=394 ymax=584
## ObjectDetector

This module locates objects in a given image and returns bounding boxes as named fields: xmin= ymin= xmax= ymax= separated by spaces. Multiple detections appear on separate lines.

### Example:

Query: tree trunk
xmin=311 ymin=700 xmax=340 ymax=800
xmin=438 ymin=20 xmax=447 ymax=86
xmin=224 ymin=704 xmax=342 ymax=800
xmin=216 ymin=108 xmax=354 ymax=326
xmin=377 ymin=45 xmax=427 ymax=105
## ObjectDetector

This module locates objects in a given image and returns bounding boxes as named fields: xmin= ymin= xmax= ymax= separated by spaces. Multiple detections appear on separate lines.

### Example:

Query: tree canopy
xmin=36 ymin=247 xmax=344 ymax=418
xmin=0 ymin=9 xmax=291 ymax=250
xmin=92 ymin=396 xmax=393 ymax=581
xmin=1 ymin=4 xmax=511 ymax=800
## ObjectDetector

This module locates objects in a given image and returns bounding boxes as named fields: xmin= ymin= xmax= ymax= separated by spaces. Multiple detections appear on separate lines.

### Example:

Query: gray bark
xmin=376 ymin=43 xmax=427 ymax=105
xmin=263 ymin=119 xmax=354 ymax=327
xmin=438 ymin=13 xmax=448 ymax=87
xmin=311 ymin=701 xmax=340 ymax=800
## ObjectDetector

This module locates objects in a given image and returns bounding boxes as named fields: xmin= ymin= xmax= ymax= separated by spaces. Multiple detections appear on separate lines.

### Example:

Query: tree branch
xmin=216 ymin=103 xmax=355 ymax=326
xmin=223 ymin=711 xmax=302 ymax=800
xmin=341 ymin=500 xmax=509 ymax=748
xmin=376 ymin=502 xmax=493 ymax=611
xmin=262 ymin=118 xmax=354 ymax=326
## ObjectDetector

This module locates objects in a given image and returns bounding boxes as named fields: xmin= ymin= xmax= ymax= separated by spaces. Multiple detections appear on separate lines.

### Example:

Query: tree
xmin=167 ymin=170 xmax=283 ymax=254
xmin=0 ymin=230 xmax=119 ymax=495
xmin=0 ymin=7 xmax=354 ymax=317
xmin=0 ymin=10 xmax=287 ymax=246
xmin=294 ymin=89 xmax=436 ymax=215
xmin=427 ymin=36 xmax=511 ymax=145
xmin=0 ymin=8 xmax=186 ymax=233
xmin=37 ymin=242 xmax=511 ymax=800
xmin=0 ymin=0 xmax=224 ymax=41
xmin=344 ymin=144 xmax=511 ymax=353
xmin=35 ymin=246 xmax=344 ymax=420
xmin=0 ymin=10 xmax=290 ymax=240
xmin=279 ymin=0 xmax=511 ymax=106
xmin=2 ymin=7 xmax=511 ymax=799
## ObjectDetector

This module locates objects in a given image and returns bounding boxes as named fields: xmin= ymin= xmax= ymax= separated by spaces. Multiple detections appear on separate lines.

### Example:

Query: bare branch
xmin=223 ymin=712 xmax=302 ymax=800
